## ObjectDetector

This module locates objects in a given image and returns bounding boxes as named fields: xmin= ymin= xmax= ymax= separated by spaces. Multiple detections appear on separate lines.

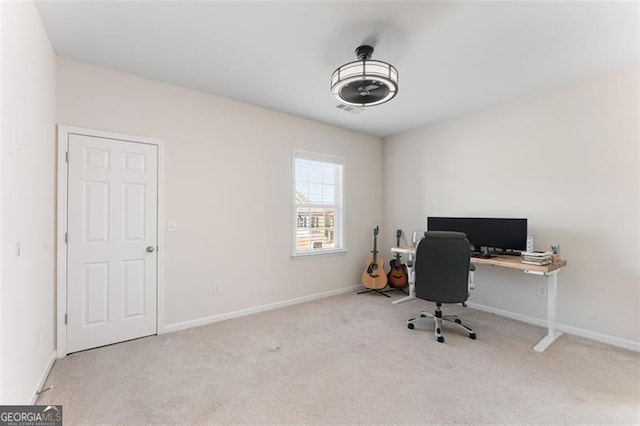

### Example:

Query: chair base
xmin=407 ymin=305 xmax=476 ymax=343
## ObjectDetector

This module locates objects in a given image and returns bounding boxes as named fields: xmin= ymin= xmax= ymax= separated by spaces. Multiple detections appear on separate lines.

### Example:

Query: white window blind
xmin=293 ymin=151 xmax=344 ymax=256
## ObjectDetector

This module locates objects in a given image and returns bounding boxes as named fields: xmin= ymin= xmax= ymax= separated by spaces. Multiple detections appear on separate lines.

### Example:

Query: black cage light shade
xmin=331 ymin=45 xmax=398 ymax=107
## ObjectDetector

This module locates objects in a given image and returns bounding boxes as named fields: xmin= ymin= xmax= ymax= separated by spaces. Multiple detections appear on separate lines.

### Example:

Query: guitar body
xmin=388 ymin=259 xmax=408 ymax=288
xmin=387 ymin=229 xmax=409 ymax=288
xmin=361 ymin=256 xmax=387 ymax=289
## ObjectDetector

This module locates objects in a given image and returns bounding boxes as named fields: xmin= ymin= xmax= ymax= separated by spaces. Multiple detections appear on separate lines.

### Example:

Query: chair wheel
xmin=469 ymin=333 xmax=476 ymax=340
xmin=454 ymin=319 xmax=462 ymax=324
xmin=436 ymin=327 xmax=441 ymax=334
xmin=419 ymin=314 xmax=426 ymax=318
xmin=437 ymin=336 xmax=445 ymax=343
xmin=407 ymin=323 xmax=415 ymax=330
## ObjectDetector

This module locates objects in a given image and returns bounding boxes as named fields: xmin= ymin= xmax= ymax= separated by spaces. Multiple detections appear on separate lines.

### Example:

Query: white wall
xmin=1 ymin=2 xmax=57 ymax=404
xmin=384 ymin=67 xmax=639 ymax=347
xmin=56 ymin=58 xmax=383 ymax=329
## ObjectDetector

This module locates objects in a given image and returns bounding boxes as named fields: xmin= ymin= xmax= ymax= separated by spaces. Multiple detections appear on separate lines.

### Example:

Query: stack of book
xmin=521 ymin=250 xmax=553 ymax=265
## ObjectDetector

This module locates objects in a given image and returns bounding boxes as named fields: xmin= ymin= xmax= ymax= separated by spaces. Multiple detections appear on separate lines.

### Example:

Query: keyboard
xmin=471 ymin=253 xmax=495 ymax=259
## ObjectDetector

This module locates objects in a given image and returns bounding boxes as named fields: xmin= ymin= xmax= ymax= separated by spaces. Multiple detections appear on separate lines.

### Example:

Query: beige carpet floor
xmin=38 ymin=291 xmax=639 ymax=424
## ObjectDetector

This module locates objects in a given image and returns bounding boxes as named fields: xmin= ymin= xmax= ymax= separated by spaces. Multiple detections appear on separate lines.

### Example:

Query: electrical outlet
xmin=213 ymin=281 xmax=222 ymax=294
xmin=538 ymin=285 xmax=547 ymax=297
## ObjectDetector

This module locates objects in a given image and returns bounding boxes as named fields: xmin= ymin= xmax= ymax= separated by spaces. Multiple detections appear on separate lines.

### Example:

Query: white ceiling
xmin=36 ymin=1 xmax=638 ymax=138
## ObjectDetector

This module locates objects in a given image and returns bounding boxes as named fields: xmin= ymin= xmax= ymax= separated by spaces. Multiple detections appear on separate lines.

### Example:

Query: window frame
xmin=291 ymin=150 xmax=346 ymax=258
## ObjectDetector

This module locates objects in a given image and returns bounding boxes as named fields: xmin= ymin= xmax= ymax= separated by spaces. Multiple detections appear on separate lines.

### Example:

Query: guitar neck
xmin=372 ymin=235 xmax=378 ymax=263
xmin=371 ymin=226 xmax=380 ymax=264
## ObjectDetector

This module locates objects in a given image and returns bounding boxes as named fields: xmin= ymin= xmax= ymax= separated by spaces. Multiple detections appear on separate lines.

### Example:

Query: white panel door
xmin=67 ymin=134 xmax=158 ymax=353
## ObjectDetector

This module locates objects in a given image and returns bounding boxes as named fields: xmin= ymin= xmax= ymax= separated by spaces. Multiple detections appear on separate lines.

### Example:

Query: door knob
xmin=146 ymin=246 xmax=155 ymax=253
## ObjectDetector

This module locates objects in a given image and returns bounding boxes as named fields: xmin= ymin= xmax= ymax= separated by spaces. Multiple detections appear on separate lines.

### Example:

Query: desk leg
xmin=392 ymin=283 xmax=415 ymax=304
xmin=533 ymin=271 xmax=563 ymax=352
xmin=392 ymin=263 xmax=416 ymax=305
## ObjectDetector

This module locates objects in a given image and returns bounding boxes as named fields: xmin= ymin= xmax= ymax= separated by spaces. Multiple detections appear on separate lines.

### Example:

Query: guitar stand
xmin=357 ymin=288 xmax=391 ymax=298
xmin=382 ymin=286 xmax=409 ymax=295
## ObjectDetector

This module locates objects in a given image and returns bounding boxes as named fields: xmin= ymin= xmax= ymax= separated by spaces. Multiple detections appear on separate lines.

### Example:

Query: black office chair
xmin=407 ymin=231 xmax=477 ymax=343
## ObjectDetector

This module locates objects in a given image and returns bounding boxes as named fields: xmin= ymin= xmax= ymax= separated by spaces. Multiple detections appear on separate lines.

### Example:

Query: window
xmin=293 ymin=151 xmax=344 ymax=256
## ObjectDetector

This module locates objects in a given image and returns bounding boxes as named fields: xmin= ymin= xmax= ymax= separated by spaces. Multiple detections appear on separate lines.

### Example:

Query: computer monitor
xmin=427 ymin=217 xmax=528 ymax=253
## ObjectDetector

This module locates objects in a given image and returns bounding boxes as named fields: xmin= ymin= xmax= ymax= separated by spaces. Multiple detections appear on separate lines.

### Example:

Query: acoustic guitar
xmin=388 ymin=229 xmax=409 ymax=288
xmin=361 ymin=226 xmax=388 ymax=290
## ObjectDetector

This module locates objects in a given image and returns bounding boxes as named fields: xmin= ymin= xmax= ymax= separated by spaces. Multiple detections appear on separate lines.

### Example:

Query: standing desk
xmin=390 ymin=246 xmax=568 ymax=352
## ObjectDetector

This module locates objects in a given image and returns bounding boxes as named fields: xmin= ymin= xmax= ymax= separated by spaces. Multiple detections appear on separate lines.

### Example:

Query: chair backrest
xmin=415 ymin=231 xmax=471 ymax=304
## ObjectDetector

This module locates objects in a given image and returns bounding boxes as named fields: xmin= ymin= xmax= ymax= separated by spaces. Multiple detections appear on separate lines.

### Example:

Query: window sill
xmin=291 ymin=249 xmax=347 ymax=260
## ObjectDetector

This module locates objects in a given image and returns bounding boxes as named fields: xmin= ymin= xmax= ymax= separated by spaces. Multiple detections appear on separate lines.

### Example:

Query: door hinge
xmin=65 ymin=151 xmax=69 ymax=162
xmin=64 ymin=314 xmax=68 ymax=325
xmin=65 ymin=232 xmax=68 ymax=244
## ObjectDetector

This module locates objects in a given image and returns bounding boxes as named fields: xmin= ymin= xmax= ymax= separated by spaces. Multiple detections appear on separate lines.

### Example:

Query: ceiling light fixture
xmin=331 ymin=45 xmax=398 ymax=107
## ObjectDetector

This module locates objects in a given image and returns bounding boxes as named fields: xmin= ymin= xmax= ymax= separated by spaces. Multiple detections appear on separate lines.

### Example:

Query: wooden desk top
xmin=471 ymin=255 xmax=567 ymax=274
xmin=390 ymin=246 xmax=417 ymax=255
xmin=390 ymin=247 xmax=567 ymax=274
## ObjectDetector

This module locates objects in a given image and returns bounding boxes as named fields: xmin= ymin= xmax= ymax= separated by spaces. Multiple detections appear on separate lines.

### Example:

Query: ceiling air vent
xmin=336 ymin=104 xmax=364 ymax=114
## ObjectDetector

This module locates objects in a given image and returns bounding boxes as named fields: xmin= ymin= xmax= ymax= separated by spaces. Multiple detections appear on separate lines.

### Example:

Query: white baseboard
xmin=467 ymin=302 xmax=640 ymax=352
xmin=30 ymin=351 xmax=57 ymax=405
xmin=163 ymin=285 xmax=361 ymax=334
